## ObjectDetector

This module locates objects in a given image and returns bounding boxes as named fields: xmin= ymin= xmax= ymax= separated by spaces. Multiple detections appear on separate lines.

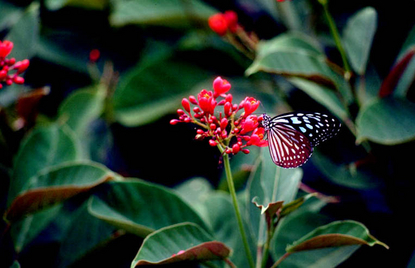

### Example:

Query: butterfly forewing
xmin=263 ymin=112 xmax=341 ymax=168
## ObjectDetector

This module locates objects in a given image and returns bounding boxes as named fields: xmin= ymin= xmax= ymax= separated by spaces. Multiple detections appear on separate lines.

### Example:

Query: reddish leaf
xmin=379 ymin=47 xmax=415 ymax=98
xmin=16 ymin=87 xmax=50 ymax=129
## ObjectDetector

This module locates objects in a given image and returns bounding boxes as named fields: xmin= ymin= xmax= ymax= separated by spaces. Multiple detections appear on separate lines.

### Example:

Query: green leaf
xmin=312 ymin=151 xmax=379 ymax=189
xmin=88 ymin=180 xmax=210 ymax=237
xmin=5 ymin=161 xmax=114 ymax=221
xmin=58 ymin=85 xmax=106 ymax=137
xmin=5 ymin=3 xmax=39 ymax=60
xmin=246 ymin=33 xmax=353 ymax=103
xmin=286 ymin=220 xmax=388 ymax=252
xmin=57 ymin=201 xmax=116 ymax=267
xmin=288 ymin=78 xmax=349 ymax=122
xmin=0 ymin=2 xmax=23 ymax=31
xmin=271 ymin=200 xmax=360 ymax=268
xmin=203 ymin=192 xmax=256 ymax=268
xmin=174 ymin=177 xmax=214 ymax=223
xmin=131 ymin=223 xmax=231 ymax=266
xmin=8 ymin=124 xmax=82 ymax=206
xmin=279 ymin=193 xmax=317 ymax=218
xmin=343 ymin=7 xmax=377 ymax=75
xmin=110 ymin=0 xmax=216 ymax=28
xmin=45 ymin=0 xmax=109 ymax=10
xmin=248 ymin=148 xmax=302 ymax=245
xmin=11 ymin=204 xmax=63 ymax=252
xmin=112 ymin=52 xmax=213 ymax=126
xmin=356 ymin=97 xmax=415 ymax=145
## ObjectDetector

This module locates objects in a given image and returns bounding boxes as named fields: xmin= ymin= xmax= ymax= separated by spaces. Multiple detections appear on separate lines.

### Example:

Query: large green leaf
xmin=5 ymin=161 xmax=114 ymax=221
xmin=343 ymin=7 xmax=377 ymax=75
xmin=271 ymin=200 xmax=360 ymax=268
xmin=0 ymin=1 xmax=22 ymax=31
xmin=288 ymin=78 xmax=349 ymax=122
xmin=8 ymin=124 xmax=82 ymax=206
xmin=286 ymin=220 xmax=388 ymax=252
xmin=247 ymin=148 xmax=302 ymax=245
xmin=311 ymin=151 xmax=379 ymax=189
xmin=131 ymin=223 xmax=231 ymax=267
xmin=112 ymin=52 xmax=213 ymax=126
xmin=45 ymin=0 xmax=108 ymax=10
xmin=57 ymin=201 xmax=116 ymax=267
xmin=11 ymin=203 xmax=64 ymax=252
xmin=58 ymin=85 xmax=106 ymax=137
xmin=174 ymin=177 xmax=214 ymax=223
xmin=110 ymin=0 xmax=216 ymax=28
xmin=88 ymin=180 xmax=210 ymax=237
xmin=356 ymin=97 xmax=415 ymax=145
xmin=5 ymin=3 xmax=39 ymax=60
xmin=246 ymin=33 xmax=353 ymax=103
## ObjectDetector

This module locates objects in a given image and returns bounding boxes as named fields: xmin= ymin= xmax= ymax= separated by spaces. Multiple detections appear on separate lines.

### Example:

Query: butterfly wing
xmin=267 ymin=124 xmax=313 ymax=168
xmin=273 ymin=112 xmax=341 ymax=147
xmin=263 ymin=112 xmax=341 ymax=168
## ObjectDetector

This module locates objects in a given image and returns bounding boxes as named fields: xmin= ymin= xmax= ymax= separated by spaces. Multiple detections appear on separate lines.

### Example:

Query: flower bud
xmin=224 ymin=102 xmax=232 ymax=116
xmin=189 ymin=95 xmax=198 ymax=104
xmin=182 ymin=98 xmax=191 ymax=113
xmin=220 ymin=118 xmax=228 ymax=130
xmin=208 ymin=13 xmax=228 ymax=36
xmin=232 ymin=144 xmax=240 ymax=154
xmin=209 ymin=139 xmax=218 ymax=146
xmin=170 ymin=119 xmax=180 ymax=125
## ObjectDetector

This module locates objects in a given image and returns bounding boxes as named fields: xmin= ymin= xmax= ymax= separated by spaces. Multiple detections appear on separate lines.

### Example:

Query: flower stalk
xmin=220 ymin=147 xmax=255 ymax=268
xmin=319 ymin=0 xmax=352 ymax=80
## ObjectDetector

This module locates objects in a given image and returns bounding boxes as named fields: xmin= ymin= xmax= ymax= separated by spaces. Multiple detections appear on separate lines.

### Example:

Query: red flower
xmin=198 ymin=89 xmax=216 ymax=114
xmin=0 ymin=41 xmax=13 ymax=58
xmin=208 ymin=13 xmax=228 ymax=36
xmin=213 ymin=76 xmax=231 ymax=96
xmin=243 ymin=97 xmax=260 ymax=116
xmin=223 ymin=11 xmax=238 ymax=33
xmin=0 ymin=40 xmax=29 ymax=89
xmin=240 ymin=115 xmax=259 ymax=134
xmin=171 ymin=76 xmax=266 ymax=157
xmin=250 ymin=128 xmax=268 ymax=147
xmin=89 ymin=49 xmax=100 ymax=62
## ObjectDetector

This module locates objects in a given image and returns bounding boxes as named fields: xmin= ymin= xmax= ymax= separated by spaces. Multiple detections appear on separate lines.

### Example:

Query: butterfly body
xmin=262 ymin=112 xmax=341 ymax=168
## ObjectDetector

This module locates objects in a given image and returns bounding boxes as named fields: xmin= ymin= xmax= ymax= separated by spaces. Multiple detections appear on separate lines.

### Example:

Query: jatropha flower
xmin=208 ymin=11 xmax=239 ymax=36
xmin=170 ymin=76 xmax=267 ymax=156
xmin=0 ymin=40 xmax=30 ymax=89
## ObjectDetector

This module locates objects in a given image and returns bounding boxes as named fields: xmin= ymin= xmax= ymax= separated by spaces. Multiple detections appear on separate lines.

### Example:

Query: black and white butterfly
xmin=262 ymin=112 xmax=341 ymax=168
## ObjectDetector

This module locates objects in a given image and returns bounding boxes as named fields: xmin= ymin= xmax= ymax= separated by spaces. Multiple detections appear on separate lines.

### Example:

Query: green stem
xmin=260 ymin=226 xmax=274 ymax=268
xmin=220 ymin=147 xmax=255 ymax=268
xmin=320 ymin=0 xmax=351 ymax=79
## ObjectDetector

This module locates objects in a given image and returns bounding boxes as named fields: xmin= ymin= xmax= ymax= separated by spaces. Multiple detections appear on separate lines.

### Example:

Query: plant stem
xmin=220 ymin=148 xmax=255 ymax=268
xmin=260 ymin=226 xmax=274 ymax=268
xmin=270 ymin=252 xmax=292 ymax=268
xmin=320 ymin=0 xmax=351 ymax=80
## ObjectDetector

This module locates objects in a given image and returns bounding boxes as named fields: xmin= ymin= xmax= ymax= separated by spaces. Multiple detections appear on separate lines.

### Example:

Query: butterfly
xmin=262 ymin=112 xmax=341 ymax=168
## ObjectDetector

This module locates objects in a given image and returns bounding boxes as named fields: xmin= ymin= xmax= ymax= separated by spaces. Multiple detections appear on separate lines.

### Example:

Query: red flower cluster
xmin=0 ymin=40 xmax=29 ymax=89
xmin=170 ymin=77 xmax=267 ymax=156
xmin=208 ymin=11 xmax=240 ymax=36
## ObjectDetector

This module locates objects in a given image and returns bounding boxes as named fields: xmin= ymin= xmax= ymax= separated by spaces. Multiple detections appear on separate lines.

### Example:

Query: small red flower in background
xmin=170 ymin=76 xmax=267 ymax=156
xmin=89 ymin=49 xmax=100 ymax=62
xmin=208 ymin=11 xmax=239 ymax=36
xmin=0 ymin=40 xmax=30 ymax=89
